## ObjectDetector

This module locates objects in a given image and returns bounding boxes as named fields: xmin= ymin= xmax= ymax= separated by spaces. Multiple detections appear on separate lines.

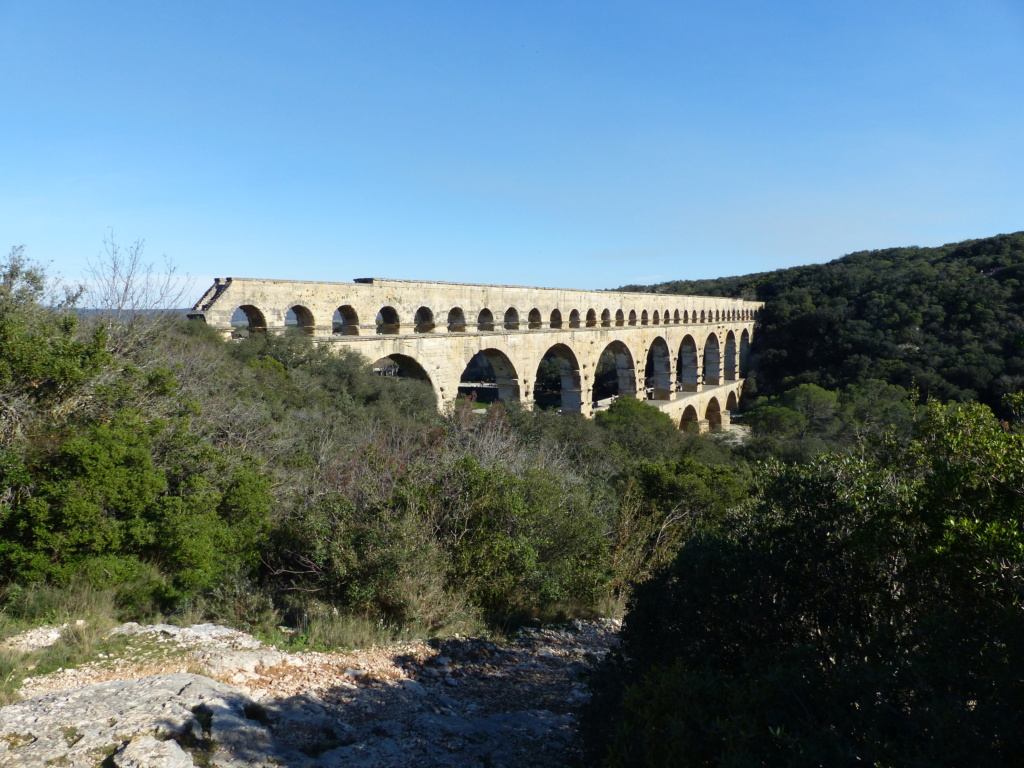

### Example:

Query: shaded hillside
xmin=622 ymin=232 xmax=1024 ymax=411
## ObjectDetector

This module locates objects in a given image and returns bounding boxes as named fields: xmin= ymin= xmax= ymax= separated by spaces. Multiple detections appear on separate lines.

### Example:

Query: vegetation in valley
xmin=3 ymin=231 xmax=1024 ymax=765
xmin=622 ymin=231 xmax=1024 ymax=415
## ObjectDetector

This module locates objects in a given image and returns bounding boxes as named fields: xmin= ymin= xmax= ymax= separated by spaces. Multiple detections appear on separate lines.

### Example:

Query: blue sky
xmin=1 ymin=1 xmax=1022 ymax=295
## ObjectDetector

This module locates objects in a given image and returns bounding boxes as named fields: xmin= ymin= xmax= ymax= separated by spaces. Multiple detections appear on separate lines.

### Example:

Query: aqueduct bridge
xmin=189 ymin=277 xmax=763 ymax=430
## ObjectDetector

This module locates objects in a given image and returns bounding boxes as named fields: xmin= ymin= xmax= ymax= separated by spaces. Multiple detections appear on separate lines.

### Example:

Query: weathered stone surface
xmin=113 ymin=734 xmax=194 ymax=768
xmin=0 ymin=620 xmax=620 ymax=767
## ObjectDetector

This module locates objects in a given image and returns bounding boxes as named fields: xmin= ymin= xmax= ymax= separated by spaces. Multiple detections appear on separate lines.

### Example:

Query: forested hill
xmin=622 ymin=232 xmax=1024 ymax=412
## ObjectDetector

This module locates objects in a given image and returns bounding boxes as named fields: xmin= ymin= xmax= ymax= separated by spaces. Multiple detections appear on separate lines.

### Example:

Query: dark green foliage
xmin=626 ymin=232 xmax=1024 ymax=415
xmin=584 ymin=400 xmax=1024 ymax=767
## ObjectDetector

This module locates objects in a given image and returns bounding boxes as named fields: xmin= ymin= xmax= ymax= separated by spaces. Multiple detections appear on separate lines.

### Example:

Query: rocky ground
xmin=0 ymin=619 xmax=619 ymax=767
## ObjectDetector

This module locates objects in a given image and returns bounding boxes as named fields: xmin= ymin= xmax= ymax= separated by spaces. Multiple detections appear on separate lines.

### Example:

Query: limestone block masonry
xmin=189 ymin=277 xmax=763 ymax=430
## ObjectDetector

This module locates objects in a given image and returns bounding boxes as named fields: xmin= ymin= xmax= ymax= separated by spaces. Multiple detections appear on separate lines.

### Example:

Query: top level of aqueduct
xmin=189 ymin=276 xmax=763 ymax=430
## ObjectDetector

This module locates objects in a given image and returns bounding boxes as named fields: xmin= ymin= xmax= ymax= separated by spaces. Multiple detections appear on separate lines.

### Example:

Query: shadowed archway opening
xmin=644 ymin=337 xmax=672 ymax=400
xmin=414 ymin=306 xmax=435 ymax=333
xmin=641 ymin=310 xmax=649 ymax=326
xmin=677 ymin=335 xmax=699 ymax=392
xmin=724 ymin=331 xmax=737 ymax=380
xmin=333 ymin=305 xmax=359 ymax=335
xmin=652 ymin=310 xmax=660 ymax=325
xmin=705 ymin=397 xmax=722 ymax=431
xmin=680 ymin=405 xmax=699 ymax=432
xmin=504 ymin=307 xmax=519 ymax=330
xmin=586 ymin=309 xmax=598 ymax=328
xmin=569 ymin=309 xmax=581 ymax=328
xmin=534 ymin=343 xmax=582 ymax=413
xmin=528 ymin=308 xmax=542 ymax=330
xmin=593 ymin=341 xmax=637 ymax=407
xmin=726 ymin=390 xmax=739 ymax=411
xmin=478 ymin=308 xmax=495 ymax=332
xmin=376 ymin=306 xmax=400 ymax=334
xmin=371 ymin=354 xmax=432 ymax=387
xmin=231 ymin=305 xmax=267 ymax=337
xmin=740 ymin=329 xmax=751 ymax=376
xmin=550 ymin=309 xmax=563 ymax=329
xmin=459 ymin=349 xmax=521 ymax=405
xmin=447 ymin=308 xmax=467 ymax=333
xmin=615 ymin=309 xmax=625 ymax=327
xmin=285 ymin=305 xmax=315 ymax=335
xmin=703 ymin=333 xmax=721 ymax=385
xmin=601 ymin=309 xmax=612 ymax=327
xmin=628 ymin=310 xmax=637 ymax=326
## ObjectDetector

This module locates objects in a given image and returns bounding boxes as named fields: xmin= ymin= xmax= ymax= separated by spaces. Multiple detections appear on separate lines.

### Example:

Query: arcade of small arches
xmin=189 ymin=277 xmax=763 ymax=430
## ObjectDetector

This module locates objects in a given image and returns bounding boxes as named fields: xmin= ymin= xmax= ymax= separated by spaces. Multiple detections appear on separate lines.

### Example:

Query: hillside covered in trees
xmin=622 ymin=232 xmax=1024 ymax=413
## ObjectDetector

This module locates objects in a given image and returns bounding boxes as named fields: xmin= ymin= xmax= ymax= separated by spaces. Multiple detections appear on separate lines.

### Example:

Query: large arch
xmin=677 ymin=335 xmax=699 ymax=392
xmin=232 ymin=305 xmax=267 ymax=336
xmin=371 ymin=353 xmax=432 ymax=388
xmin=726 ymin=390 xmax=739 ymax=411
xmin=459 ymin=348 xmax=521 ymax=404
xmin=285 ymin=304 xmax=315 ymax=335
xmin=645 ymin=337 xmax=672 ymax=400
xmin=533 ymin=343 xmax=582 ymax=413
xmin=333 ymin=305 xmax=359 ymax=335
xmin=723 ymin=331 xmax=737 ymax=380
xmin=680 ymin=405 xmax=700 ymax=432
xmin=592 ymin=340 xmax=637 ymax=405
xmin=740 ymin=329 xmax=751 ymax=376
xmin=705 ymin=397 xmax=723 ymax=431
xmin=376 ymin=306 xmax=400 ymax=334
xmin=703 ymin=333 xmax=721 ymax=385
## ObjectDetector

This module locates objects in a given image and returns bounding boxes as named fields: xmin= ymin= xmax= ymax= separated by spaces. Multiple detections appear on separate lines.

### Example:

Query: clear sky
xmin=2 ymin=1 xmax=1022 ymax=295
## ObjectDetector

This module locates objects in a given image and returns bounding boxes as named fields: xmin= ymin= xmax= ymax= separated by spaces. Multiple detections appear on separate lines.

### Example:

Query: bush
xmin=584 ymin=400 xmax=1024 ymax=767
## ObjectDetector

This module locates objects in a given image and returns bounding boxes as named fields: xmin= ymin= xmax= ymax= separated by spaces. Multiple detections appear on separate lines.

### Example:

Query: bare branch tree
xmin=82 ymin=231 xmax=194 ymax=355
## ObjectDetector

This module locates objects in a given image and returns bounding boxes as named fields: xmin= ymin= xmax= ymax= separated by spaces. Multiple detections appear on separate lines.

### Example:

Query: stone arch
xmin=715 ymin=309 xmax=720 ymax=322
xmin=414 ymin=306 xmax=435 ymax=333
xmin=740 ymin=329 xmax=751 ymax=376
xmin=372 ymin=353 xmax=432 ymax=389
xmin=447 ymin=308 xmax=467 ymax=333
xmin=705 ymin=397 xmax=723 ymax=431
xmin=680 ymin=405 xmax=700 ymax=432
xmin=645 ymin=337 xmax=672 ymax=400
xmin=723 ymin=331 xmax=737 ymax=380
xmin=628 ymin=310 xmax=637 ymax=326
xmin=569 ymin=309 xmax=581 ymax=329
xmin=641 ymin=309 xmax=649 ymax=326
xmin=528 ymin=308 xmax=542 ymax=330
xmin=673 ymin=309 xmax=680 ymax=324
xmin=504 ymin=307 xmax=519 ymax=331
xmin=333 ymin=305 xmax=359 ymax=335
xmin=652 ymin=310 xmax=660 ymax=325
xmin=550 ymin=309 xmax=563 ymax=329
xmin=285 ymin=304 xmax=315 ymax=335
xmin=683 ymin=310 xmax=689 ymax=323
xmin=601 ymin=309 xmax=612 ymax=327
xmin=664 ymin=308 xmax=670 ymax=324
xmin=677 ymin=335 xmax=699 ymax=392
xmin=376 ymin=306 xmax=400 ymax=334
xmin=477 ymin=308 xmax=495 ymax=332
xmin=232 ymin=304 xmax=267 ymax=336
xmin=593 ymin=340 xmax=637 ymax=405
xmin=700 ymin=309 xmax=706 ymax=323
xmin=459 ymin=348 xmax=521 ymax=404
xmin=586 ymin=309 xmax=598 ymax=328
xmin=703 ymin=333 xmax=721 ymax=385
xmin=615 ymin=309 xmax=625 ymax=327
xmin=534 ymin=343 xmax=583 ymax=413
xmin=726 ymin=390 xmax=739 ymax=411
